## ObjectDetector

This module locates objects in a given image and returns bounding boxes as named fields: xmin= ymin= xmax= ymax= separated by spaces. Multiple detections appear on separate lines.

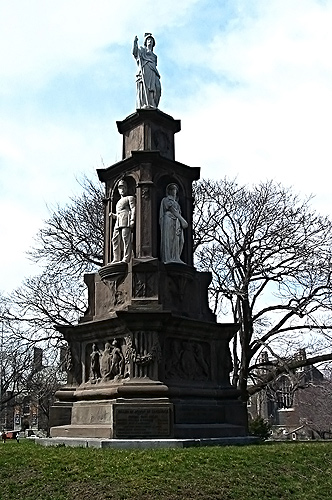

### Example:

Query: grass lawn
xmin=0 ymin=439 xmax=331 ymax=499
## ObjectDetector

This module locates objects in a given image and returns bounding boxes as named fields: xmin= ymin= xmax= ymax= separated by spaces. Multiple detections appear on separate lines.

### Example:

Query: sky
xmin=1 ymin=0 xmax=332 ymax=294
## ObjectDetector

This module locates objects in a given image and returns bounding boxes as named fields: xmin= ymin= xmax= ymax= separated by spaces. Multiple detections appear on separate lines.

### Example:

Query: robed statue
xmin=159 ymin=183 xmax=188 ymax=264
xmin=133 ymin=33 xmax=161 ymax=109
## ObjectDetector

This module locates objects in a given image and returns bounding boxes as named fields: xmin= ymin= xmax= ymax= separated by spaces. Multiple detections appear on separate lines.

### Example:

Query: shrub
xmin=249 ymin=416 xmax=272 ymax=440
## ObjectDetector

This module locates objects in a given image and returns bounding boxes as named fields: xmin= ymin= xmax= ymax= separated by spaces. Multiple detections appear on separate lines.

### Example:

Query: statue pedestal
xmin=50 ymin=310 xmax=248 ymax=440
xmin=51 ymin=399 xmax=173 ymax=439
xmin=49 ymin=109 xmax=248 ymax=442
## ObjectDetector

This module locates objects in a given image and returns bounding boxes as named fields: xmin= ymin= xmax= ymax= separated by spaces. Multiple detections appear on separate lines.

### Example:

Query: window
xmin=277 ymin=376 xmax=293 ymax=409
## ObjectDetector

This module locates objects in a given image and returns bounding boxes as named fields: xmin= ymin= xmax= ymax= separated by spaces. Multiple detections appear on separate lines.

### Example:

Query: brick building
xmin=248 ymin=350 xmax=332 ymax=440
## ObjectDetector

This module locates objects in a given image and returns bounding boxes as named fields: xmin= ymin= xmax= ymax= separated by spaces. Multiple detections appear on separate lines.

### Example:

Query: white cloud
xmin=172 ymin=0 xmax=332 ymax=212
xmin=0 ymin=0 xmax=198 ymax=88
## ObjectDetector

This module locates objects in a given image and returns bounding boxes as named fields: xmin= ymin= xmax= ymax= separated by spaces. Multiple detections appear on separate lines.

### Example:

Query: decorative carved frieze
xmin=124 ymin=333 xmax=161 ymax=366
xmin=65 ymin=347 xmax=73 ymax=373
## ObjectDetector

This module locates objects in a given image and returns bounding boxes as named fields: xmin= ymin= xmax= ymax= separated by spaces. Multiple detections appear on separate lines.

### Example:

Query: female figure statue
xmin=133 ymin=33 xmax=161 ymax=108
xmin=159 ymin=183 xmax=188 ymax=264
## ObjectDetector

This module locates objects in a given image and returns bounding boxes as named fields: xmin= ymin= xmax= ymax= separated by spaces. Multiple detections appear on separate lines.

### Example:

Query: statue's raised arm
xmin=133 ymin=33 xmax=161 ymax=109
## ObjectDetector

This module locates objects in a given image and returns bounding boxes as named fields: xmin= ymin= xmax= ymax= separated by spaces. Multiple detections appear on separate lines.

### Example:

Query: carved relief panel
xmin=85 ymin=339 xmax=128 ymax=384
xmin=133 ymin=272 xmax=158 ymax=298
xmin=164 ymin=338 xmax=211 ymax=382
xmin=85 ymin=332 xmax=162 ymax=383
xmin=125 ymin=331 xmax=161 ymax=379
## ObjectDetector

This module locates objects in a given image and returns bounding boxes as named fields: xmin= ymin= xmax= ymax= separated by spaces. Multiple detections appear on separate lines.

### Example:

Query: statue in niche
xmin=110 ymin=179 xmax=136 ymax=263
xmin=133 ymin=33 xmax=161 ymax=109
xmin=159 ymin=183 xmax=188 ymax=264
xmin=90 ymin=344 xmax=101 ymax=380
xmin=100 ymin=340 xmax=124 ymax=381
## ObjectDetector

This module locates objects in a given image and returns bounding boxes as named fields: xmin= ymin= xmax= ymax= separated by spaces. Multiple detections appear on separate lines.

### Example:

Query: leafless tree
xmin=2 ymin=176 xmax=104 ymax=344
xmin=3 ymin=175 xmax=332 ymax=406
xmin=25 ymin=365 xmax=65 ymax=428
xmin=0 ymin=327 xmax=60 ymax=425
xmin=0 ymin=176 xmax=104 ymax=421
xmin=0 ymin=335 xmax=31 ymax=408
xmin=297 ymin=378 xmax=332 ymax=438
xmin=28 ymin=175 xmax=104 ymax=276
xmin=194 ymin=178 xmax=332 ymax=399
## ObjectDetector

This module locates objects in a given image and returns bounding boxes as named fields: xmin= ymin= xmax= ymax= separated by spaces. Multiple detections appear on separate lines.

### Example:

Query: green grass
xmin=0 ymin=440 xmax=331 ymax=499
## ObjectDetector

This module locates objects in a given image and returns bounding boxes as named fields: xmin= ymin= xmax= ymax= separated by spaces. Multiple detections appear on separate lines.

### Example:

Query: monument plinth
xmin=49 ymin=34 xmax=248 ymax=442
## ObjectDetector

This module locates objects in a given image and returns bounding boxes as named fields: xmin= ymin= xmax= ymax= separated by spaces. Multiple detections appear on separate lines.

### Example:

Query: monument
xmin=49 ymin=34 xmax=248 ymax=443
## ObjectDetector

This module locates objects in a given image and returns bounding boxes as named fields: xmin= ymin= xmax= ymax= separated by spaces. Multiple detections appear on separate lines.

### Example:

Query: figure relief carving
xmin=90 ymin=343 xmax=101 ymax=380
xmin=88 ymin=339 xmax=125 ymax=382
xmin=133 ymin=33 xmax=161 ymax=109
xmin=101 ymin=340 xmax=125 ymax=381
xmin=165 ymin=339 xmax=210 ymax=381
xmin=110 ymin=179 xmax=136 ymax=264
xmin=159 ymin=183 xmax=188 ymax=264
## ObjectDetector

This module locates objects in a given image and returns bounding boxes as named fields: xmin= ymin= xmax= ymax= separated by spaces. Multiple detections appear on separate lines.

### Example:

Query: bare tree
xmin=25 ymin=365 xmax=65 ymax=429
xmin=0 ymin=176 xmax=104 ymax=420
xmin=193 ymin=178 xmax=332 ymax=399
xmin=297 ymin=378 xmax=332 ymax=438
xmin=0 ymin=330 xmax=65 ymax=431
xmin=28 ymin=175 xmax=104 ymax=276
xmin=3 ymin=175 xmax=332 ymax=406
xmin=0 ymin=335 xmax=31 ymax=409
xmin=3 ymin=176 xmax=104 ymax=343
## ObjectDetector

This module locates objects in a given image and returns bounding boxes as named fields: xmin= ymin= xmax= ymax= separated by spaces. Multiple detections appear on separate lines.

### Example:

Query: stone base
xmin=50 ymin=398 xmax=174 ymax=439
xmin=49 ymin=402 xmax=73 ymax=429
xmin=50 ymin=395 xmax=248 ymax=440
xmin=174 ymin=424 xmax=246 ymax=439
xmin=39 ymin=436 xmax=259 ymax=449
xmin=52 ymin=312 xmax=248 ymax=441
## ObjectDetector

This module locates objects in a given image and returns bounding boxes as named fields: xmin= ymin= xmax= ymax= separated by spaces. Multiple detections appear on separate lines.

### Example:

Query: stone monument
xmin=49 ymin=34 xmax=248 ymax=441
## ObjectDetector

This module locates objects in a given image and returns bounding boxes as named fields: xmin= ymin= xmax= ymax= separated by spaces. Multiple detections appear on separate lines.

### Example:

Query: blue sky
xmin=1 ymin=0 xmax=332 ymax=294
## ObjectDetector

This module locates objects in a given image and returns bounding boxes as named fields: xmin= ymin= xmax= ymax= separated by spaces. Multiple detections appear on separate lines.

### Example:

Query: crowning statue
xmin=159 ymin=183 xmax=188 ymax=264
xmin=110 ymin=179 xmax=136 ymax=263
xmin=133 ymin=33 xmax=161 ymax=109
